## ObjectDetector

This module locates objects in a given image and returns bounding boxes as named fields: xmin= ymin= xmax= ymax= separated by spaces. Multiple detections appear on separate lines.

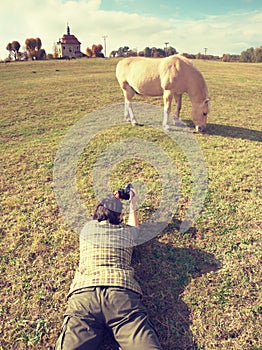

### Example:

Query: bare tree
xmin=86 ymin=47 xmax=92 ymax=57
xmin=35 ymin=38 xmax=42 ymax=51
xmin=12 ymin=41 xmax=21 ymax=60
xmin=6 ymin=41 xmax=21 ymax=60
xmin=25 ymin=38 xmax=44 ymax=59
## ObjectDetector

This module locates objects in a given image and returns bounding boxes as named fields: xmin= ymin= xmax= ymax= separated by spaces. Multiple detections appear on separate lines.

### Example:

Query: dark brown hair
xmin=93 ymin=204 xmax=122 ymax=225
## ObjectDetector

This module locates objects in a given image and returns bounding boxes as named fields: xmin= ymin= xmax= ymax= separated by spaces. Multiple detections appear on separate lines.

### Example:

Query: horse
xmin=116 ymin=54 xmax=210 ymax=132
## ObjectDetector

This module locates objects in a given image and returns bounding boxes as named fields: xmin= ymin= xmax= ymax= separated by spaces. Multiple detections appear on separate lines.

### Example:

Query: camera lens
xmin=117 ymin=184 xmax=132 ymax=200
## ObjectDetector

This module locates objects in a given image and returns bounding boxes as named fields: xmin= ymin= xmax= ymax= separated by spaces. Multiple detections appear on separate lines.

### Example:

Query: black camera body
xmin=117 ymin=183 xmax=133 ymax=200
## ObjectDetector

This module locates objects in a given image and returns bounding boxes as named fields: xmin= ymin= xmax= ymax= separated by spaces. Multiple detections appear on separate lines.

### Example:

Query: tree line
xmin=4 ymin=40 xmax=177 ymax=61
xmin=239 ymin=46 xmax=262 ymax=63
xmin=4 ymin=37 xmax=262 ymax=62
xmin=6 ymin=38 xmax=105 ymax=60
xmin=86 ymin=44 xmax=104 ymax=58
xmin=6 ymin=38 xmax=46 ymax=61
xmin=221 ymin=46 xmax=262 ymax=63
xmin=110 ymin=45 xmax=262 ymax=62
xmin=109 ymin=46 xmax=177 ymax=58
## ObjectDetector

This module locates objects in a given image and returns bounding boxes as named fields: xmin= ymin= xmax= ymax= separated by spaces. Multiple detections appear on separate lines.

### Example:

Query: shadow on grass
xmin=102 ymin=233 xmax=220 ymax=350
xmin=206 ymin=123 xmax=262 ymax=142
xmin=185 ymin=119 xmax=262 ymax=142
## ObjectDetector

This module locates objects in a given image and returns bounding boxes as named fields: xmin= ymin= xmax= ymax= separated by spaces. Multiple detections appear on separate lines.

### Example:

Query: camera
xmin=117 ymin=183 xmax=133 ymax=200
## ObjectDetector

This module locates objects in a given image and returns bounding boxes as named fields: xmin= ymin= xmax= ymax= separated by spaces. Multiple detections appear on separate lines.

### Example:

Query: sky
xmin=0 ymin=0 xmax=261 ymax=59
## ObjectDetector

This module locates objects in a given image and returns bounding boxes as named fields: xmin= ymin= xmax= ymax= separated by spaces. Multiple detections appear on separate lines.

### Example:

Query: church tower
xmin=56 ymin=25 xmax=84 ymax=59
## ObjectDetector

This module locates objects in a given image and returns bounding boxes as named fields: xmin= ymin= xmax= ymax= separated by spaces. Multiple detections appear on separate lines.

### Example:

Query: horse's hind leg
xmin=124 ymin=101 xmax=135 ymax=124
xmin=122 ymin=84 xmax=137 ymax=125
xmin=163 ymin=90 xmax=173 ymax=130
xmin=174 ymin=94 xmax=182 ymax=124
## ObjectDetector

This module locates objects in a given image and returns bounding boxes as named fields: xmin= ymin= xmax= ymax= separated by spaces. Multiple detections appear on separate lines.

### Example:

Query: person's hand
xmin=127 ymin=187 xmax=139 ymax=227
xmin=114 ymin=191 xmax=120 ymax=200
xmin=129 ymin=188 xmax=138 ymax=212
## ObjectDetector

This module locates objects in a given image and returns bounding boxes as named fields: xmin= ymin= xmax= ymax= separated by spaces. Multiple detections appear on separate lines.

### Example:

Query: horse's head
xmin=191 ymin=98 xmax=210 ymax=133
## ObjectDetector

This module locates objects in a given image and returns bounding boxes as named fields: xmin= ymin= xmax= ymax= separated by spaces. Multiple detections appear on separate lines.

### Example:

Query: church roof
xmin=59 ymin=25 xmax=81 ymax=45
xmin=60 ymin=34 xmax=81 ymax=45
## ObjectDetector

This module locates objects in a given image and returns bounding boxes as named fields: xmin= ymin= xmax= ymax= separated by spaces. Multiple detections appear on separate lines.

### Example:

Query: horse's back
xmin=116 ymin=56 xmax=163 ymax=96
xmin=116 ymin=57 xmax=160 ymax=79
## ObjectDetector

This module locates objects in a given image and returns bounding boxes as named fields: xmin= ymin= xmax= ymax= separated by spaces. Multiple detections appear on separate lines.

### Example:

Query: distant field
xmin=0 ymin=58 xmax=261 ymax=350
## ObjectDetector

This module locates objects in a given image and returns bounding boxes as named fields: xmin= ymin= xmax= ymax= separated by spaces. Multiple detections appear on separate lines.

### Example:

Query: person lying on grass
xmin=55 ymin=186 xmax=162 ymax=350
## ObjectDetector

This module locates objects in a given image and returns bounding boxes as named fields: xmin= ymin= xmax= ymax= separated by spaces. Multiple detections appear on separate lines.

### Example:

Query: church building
xmin=57 ymin=25 xmax=84 ymax=59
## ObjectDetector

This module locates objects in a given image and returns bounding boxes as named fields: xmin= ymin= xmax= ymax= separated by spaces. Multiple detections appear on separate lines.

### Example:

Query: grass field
xmin=0 ymin=57 xmax=261 ymax=350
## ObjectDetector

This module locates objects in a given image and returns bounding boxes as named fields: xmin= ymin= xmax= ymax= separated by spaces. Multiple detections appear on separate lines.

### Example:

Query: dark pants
xmin=55 ymin=287 xmax=162 ymax=350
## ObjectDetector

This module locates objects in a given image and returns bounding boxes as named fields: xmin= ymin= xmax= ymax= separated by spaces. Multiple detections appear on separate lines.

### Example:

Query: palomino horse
xmin=116 ymin=54 xmax=210 ymax=132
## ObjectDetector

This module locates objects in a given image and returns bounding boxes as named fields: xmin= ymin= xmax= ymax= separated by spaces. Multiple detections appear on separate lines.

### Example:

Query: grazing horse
xmin=116 ymin=54 xmax=210 ymax=132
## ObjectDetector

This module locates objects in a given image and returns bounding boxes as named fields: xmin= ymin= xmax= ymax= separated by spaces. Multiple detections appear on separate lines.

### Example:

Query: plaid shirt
xmin=68 ymin=220 xmax=142 ymax=297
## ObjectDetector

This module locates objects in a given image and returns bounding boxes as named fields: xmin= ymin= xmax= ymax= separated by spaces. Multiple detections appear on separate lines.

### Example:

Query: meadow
xmin=0 ymin=57 xmax=261 ymax=350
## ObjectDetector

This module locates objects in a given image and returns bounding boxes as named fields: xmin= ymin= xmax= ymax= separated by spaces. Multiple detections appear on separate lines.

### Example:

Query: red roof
xmin=61 ymin=34 xmax=81 ymax=45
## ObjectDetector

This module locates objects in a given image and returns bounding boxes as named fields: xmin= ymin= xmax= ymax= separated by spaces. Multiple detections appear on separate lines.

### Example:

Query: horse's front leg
xmin=163 ymin=90 xmax=173 ymax=130
xmin=174 ymin=94 xmax=182 ymax=125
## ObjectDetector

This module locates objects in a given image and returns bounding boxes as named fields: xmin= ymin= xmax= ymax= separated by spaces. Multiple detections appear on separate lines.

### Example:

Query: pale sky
xmin=0 ymin=0 xmax=261 ymax=59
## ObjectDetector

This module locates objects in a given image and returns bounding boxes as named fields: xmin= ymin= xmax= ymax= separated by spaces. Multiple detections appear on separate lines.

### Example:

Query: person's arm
xmin=127 ymin=189 xmax=139 ymax=227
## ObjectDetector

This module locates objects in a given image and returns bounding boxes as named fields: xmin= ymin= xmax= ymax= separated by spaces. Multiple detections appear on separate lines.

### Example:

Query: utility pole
xmin=102 ymin=35 xmax=108 ymax=57
xmin=164 ymin=42 xmax=169 ymax=56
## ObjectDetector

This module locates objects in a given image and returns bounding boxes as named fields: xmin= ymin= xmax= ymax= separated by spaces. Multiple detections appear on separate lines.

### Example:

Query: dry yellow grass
xmin=0 ymin=58 xmax=261 ymax=349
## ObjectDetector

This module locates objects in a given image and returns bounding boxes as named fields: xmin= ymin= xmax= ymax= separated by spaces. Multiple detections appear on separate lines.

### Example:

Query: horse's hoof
xmin=132 ymin=122 xmax=144 ymax=126
xmin=163 ymin=124 xmax=171 ymax=131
